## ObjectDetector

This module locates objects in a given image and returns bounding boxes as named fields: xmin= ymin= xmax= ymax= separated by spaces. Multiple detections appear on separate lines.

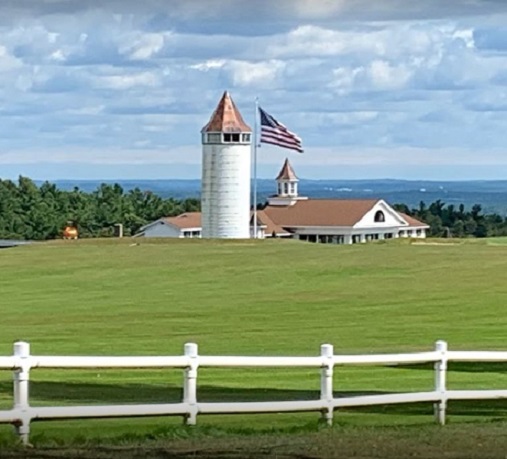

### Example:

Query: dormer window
xmin=374 ymin=211 xmax=385 ymax=223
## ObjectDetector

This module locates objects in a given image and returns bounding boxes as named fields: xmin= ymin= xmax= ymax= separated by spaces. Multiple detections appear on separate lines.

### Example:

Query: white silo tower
xmin=201 ymin=91 xmax=252 ymax=238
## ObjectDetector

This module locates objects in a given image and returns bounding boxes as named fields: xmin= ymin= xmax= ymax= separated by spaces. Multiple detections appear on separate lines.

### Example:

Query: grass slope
xmin=0 ymin=238 xmax=506 ymax=451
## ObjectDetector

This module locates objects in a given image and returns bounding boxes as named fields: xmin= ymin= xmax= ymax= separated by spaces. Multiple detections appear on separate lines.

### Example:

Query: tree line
xmin=0 ymin=177 xmax=199 ymax=240
xmin=393 ymin=200 xmax=507 ymax=238
xmin=2 ymin=176 xmax=507 ymax=240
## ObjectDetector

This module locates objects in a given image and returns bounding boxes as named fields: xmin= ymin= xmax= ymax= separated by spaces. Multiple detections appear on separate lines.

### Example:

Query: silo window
xmin=207 ymin=133 xmax=221 ymax=143
xmin=223 ymin=133 xmax=241 ymax=143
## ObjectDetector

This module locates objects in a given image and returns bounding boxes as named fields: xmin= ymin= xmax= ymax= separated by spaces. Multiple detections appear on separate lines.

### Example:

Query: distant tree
xmin=0 ymin=177 xmax=204 ymax=240
xmin=398 ymin=199 xmax=507 ymax=239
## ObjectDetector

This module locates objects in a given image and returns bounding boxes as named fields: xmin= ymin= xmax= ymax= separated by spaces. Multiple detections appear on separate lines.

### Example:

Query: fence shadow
xmin=0 ymin=381 xmax=505 ymax=418
xmin=395 ymin=361 xmax=507 ymax=374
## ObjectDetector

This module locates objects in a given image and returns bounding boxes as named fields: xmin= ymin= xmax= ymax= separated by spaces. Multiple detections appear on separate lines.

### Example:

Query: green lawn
xmin=0 ymin=238 xmax=506 ymax=451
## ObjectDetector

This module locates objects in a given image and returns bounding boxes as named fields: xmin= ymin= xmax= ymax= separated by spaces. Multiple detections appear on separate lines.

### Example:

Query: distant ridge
xmin=32 ymin=178 xmax=507 ymax=214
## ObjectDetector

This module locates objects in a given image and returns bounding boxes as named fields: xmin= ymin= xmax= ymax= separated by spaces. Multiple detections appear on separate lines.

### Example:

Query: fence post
xmin=320 ymin=344 xmax=334 ymax=426
xmin=13 ymin=341 xmax=31 ymax=445
xmin=434 ymin=340 xmax=448 ymax=425
xmin=183 ymin=342 xmax=198 ymax=426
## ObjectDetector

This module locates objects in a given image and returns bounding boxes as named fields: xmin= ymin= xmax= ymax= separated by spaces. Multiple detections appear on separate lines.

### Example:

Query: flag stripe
xmin=261 ymin=126 xmax=302 ymax=143
xmin=259 ymin=106 xmax=303 ymax=153
xmin=261 ymin=138 xmax=304 ymax=152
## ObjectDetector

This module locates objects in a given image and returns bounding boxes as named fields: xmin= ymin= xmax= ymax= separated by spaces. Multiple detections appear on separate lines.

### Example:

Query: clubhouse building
xmin=135 ymin=159 xmax=429 ymax=244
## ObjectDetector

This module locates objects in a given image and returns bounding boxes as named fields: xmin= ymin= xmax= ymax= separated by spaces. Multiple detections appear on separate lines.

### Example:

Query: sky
xmin=1 ymin=0 xmax=507 ymax=181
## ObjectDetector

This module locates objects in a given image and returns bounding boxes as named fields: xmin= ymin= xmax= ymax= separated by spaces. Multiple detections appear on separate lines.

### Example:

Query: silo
xmin=201 ymin=92 xmax=252 ymax=238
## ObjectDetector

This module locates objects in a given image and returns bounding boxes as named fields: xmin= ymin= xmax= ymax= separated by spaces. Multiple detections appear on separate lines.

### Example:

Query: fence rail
xmin=0 ymin=340 xmax=506 ymax=445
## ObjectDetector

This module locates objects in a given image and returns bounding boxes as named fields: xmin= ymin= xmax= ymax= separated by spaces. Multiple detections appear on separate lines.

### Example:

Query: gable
xmin=354 ymin=200 xmax=408 ymax=229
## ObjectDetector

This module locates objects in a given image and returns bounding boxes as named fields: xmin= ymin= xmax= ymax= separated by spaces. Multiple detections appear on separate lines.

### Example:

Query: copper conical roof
xmin=201 ymin=91 xmax=252 ymax=133
xmin=276 ymin=158 xmax=298 ymax=181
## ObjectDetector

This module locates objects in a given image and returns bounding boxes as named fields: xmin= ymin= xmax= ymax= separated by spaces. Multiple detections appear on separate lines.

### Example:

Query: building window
xmin=374 ymin=210 xmax=385 ymax=223
xmin=289 ymin=183 xmax=295 ymax=195
xmin=242 ymin=133 xmax=251 ymax=142
xmin=416 ymin=229 xmax=422 ymax=236
xmin=206 ymin=133 xmax=221 ymax=143
xmin=284 ymin=183 xmax=289 ymax=194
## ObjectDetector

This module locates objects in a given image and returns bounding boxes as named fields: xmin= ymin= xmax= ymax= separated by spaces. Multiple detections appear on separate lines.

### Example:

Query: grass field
xmin=0 ymin=238 xmax=506 ymax=457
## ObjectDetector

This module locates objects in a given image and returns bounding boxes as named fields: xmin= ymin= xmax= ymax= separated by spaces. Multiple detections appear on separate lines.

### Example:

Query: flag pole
xmin=253 ymin=97 xmax=259 ymax=239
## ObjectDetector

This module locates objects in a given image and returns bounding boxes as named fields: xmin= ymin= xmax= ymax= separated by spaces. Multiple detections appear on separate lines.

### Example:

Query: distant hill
xmin=37 ymin=178 xmax=507 ymax=215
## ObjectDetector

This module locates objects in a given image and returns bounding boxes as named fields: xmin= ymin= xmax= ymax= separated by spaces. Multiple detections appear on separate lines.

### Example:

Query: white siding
xmin=201 ymin=149 xmax=213 ymax=238
xmin=142 ymin=223 xmax=181 ymax=238
xmin=201 ymin=143 xmax=251 ymax=239
xmin=354 ymin=201 xmax=407 ymax=229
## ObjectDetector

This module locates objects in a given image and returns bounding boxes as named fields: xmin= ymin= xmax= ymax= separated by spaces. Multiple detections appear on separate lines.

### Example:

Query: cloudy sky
xmin=1 ymin=0 xmax=507 ymax=180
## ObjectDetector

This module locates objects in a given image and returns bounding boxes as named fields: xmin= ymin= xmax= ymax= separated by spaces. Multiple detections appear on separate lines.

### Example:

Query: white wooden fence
xmin=1 ymin=340 xmax=506 ymax=445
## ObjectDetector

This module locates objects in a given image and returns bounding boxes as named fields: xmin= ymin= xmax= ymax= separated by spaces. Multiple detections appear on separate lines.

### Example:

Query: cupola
xmin=267 ymin=158 xmax=308 ymax=206
xmin=276 ymin=158 xmax=298 ymax=198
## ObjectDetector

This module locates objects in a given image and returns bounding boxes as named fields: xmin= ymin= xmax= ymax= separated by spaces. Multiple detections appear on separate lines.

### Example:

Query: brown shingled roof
xmin=201 ymin=91 xmax=252 ymax=133
xmin=263 ymin=199 xmax=379 ymax=227
xmin=276 ymin=158 xmax=298 ymax=181
xmin=256 ymin=210 xmax=292 ymax=236
xmin=398 ymin=212 xmax=429 ymax=228
xmin=163 ymin=212 xmax=201 ymax=229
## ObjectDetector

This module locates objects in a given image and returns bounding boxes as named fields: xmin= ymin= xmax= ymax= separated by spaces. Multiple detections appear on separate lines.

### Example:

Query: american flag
xmin=259 ymin=107 xmax=303 ymax=153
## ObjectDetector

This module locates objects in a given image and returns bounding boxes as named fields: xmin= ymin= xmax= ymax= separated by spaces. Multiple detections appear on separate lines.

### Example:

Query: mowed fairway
xmin=0 ymin=238 xmax=506 ymax=451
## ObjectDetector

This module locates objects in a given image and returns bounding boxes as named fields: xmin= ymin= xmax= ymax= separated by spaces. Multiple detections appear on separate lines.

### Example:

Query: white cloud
xmin=267 ymin=25 xmax=384 ymax=58
xmin=93 ymin=72 xmax=160 ymax=90
xmin=190 ymin=59 xmax=227 ymax=71
xmin=49 ymin=49 xmax=66 ymax=61
xmin=119 ymin=32 xmax=167 ymax=60
xmin=189 ymin=58 xmax=285 ymax=87
xmin=368 ymin=60 xmax=412 ymax=89
xmin=0 ymin=45 xmax=22 ymax=71
xmin=227 ymin=60 xmax=285 ymax=87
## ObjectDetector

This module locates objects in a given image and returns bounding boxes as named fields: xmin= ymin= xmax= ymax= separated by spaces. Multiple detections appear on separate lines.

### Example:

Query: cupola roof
xmin=276 ymin=158 xmax=298 ymax=181
xmin=201 ymin=91 xmax=252 ymax=133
